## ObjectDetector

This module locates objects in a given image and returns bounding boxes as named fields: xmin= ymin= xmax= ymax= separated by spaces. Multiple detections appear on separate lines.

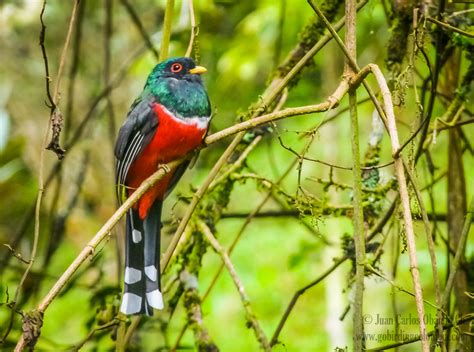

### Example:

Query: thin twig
xmin=404 ymin=160 xmax=445 ymax=347
xmin=441 ymin=196 xmax=474 ymax=307
xmin=426 ymin=16 xmax=474 ymax=38
xmin=198 ymin=221 xmax=271 ymax=351
xmin=119 ymin=0 xmax=159 ymax=59
xmin=52 ymin=0 xmax=80 ymax=103
xmin=307 ymin=0 xmax=389 ymax=130
xmin=365 ymin=264 xmax=442 ymax=313
xmin=70 ymin=320 xmax=119 ymax=352
xmin=270 ymin=257 xmax=347 ymax=346
xmin=38 ymin=1 xmax=54 ymax=110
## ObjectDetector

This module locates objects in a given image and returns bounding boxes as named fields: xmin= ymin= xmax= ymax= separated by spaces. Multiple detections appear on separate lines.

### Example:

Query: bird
xmin=114 ymin=57 xmax=211 ymax=315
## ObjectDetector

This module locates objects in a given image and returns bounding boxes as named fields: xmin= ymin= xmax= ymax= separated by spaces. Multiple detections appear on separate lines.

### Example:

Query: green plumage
xmin=143 ymin=57 xmax=211 ymax=118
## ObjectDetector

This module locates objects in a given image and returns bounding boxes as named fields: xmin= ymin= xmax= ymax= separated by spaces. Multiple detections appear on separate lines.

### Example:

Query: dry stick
xmin=349 ymin=91 xmax=367 ymax=348
xmin=441 ymin=196 xmax=474 ymax=307
xmin=343 ymin=0 xmax=366 ymax=349
xmin=212 ymin=136 xmax=263 ymax=188
xmin=206 ymin=103 xmax=332 ymax=144
xmin=403 ymin=160 xmax=446 ymax=348
xmin=204 ymin=180 xmax=280 ymax=299
xmin=198 ymin=221 xmax=271 ymax=351
xmin=370 ymin=64 xmax=429 ymax=351
xmin=160 ymin=0 xmax=175 ymax=61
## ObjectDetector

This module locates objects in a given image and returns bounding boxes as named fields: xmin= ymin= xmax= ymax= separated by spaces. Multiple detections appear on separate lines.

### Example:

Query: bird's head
xmin=142 ymin=57 xmax=211 ymax=118
xmin=146 ymin=57 xmax=207 ymax=86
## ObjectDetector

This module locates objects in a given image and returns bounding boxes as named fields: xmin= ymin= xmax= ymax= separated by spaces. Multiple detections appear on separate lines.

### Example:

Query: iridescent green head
xmin=144 ymin=57 xmax=211 ymax=118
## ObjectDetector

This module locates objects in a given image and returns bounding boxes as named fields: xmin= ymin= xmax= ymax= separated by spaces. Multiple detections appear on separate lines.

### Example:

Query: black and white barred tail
xmin=120 ymin=200 xmax=163 ymax=315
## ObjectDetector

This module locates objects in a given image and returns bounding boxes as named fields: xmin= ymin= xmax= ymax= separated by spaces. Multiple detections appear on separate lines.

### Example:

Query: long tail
xmin=120 ymin=200 xmax=163 ymax=315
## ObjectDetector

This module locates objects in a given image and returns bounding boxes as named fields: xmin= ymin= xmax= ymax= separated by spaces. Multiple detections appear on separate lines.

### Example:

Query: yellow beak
xmin=189 ymin=66 xmax=207 ymax=75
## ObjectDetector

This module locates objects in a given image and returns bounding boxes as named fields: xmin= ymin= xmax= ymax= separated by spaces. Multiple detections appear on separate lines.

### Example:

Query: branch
xmin=426 ymin=16 xmax=474 ymax=38
xmin=270 ymin=257 xmax=347 ymax=346
xmin=271 ymin=198 xmax=399 ymax=345
xmin=46 ymin=0 xmax=81 ymax=159
xmin=180 ymin=270 xmax=219 ymax=351
xmin=369 ymin=64 xmax=429 ymax=351
xmin=403 ymin=160 xmax=445 ymax=346
xmin=342 ymin=0 xmax=367 ymax=349
xmin=198 ymin=221 xmax=271 ymax=351
xmin=307 ymin=0 xmax=389 ymax=130
xmin=205 ymin=102 xmax=333 ymax=145
xmin=441 ymin=196 xmax=474 ymax=307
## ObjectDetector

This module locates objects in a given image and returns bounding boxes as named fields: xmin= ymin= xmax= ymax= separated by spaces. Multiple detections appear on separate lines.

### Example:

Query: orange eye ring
xmin=171 ymin=63 xmax=183 ymax=73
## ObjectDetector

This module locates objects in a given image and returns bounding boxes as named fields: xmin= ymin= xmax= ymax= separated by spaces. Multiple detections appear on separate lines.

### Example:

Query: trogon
xmin=114 ymin=57 xmax=211 ymax=315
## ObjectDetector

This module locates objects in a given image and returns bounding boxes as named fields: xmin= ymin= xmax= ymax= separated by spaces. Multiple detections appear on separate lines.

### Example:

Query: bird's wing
xmin=115 ymin=94 xmax=158 ymax=203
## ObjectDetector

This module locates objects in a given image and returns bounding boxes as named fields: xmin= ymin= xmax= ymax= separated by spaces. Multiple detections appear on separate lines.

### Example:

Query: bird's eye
xmin=171 ymin=63 xmax=183 ymax=73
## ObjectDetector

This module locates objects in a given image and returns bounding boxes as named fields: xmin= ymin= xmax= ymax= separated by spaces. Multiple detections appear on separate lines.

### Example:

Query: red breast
xmin=126 ymin=103 xmax=208 ymax=219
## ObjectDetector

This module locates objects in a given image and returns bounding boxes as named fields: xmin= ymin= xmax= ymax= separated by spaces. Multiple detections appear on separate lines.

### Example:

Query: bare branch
xmin=198 ymin=221 xmax=271 ymax=351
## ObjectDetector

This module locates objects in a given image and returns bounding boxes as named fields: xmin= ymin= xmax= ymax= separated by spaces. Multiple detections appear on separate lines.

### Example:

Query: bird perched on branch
xmin=114 ymin=57 xmax=211 ymax=315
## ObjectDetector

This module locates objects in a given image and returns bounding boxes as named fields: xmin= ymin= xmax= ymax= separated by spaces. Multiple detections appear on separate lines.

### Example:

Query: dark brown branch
xmin=38 ymin=0 xmax=55 ymax=110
